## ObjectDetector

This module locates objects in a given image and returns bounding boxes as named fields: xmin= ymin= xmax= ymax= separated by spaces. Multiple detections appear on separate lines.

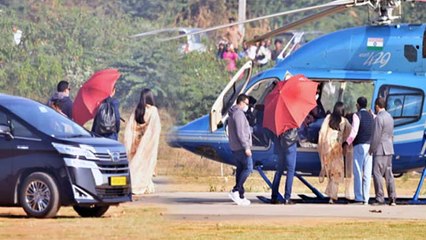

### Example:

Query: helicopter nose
xmin=167 ymin=126 xmax=181 ymax=148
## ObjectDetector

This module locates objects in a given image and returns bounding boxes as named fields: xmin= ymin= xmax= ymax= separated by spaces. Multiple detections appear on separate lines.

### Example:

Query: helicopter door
xmin=210 ymin=61 xmax=253 ymax=132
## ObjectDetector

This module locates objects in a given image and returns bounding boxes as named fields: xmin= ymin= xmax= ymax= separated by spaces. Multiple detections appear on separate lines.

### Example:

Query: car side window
xmin=0 ymin=110 xmax=8 ymax=126
xmin=0 ymin=110 xmax=9 ymax=140
xmin=10 ymin=118 xmax=37 ymax=139
xmin=380 ymin=85 xmax=424 ymax=127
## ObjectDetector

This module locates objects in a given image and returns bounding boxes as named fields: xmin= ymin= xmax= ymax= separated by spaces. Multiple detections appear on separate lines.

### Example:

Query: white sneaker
xmin=228 ymin=191 xmax=241 ymax=205
xmin=238 ymin=198 xmax=251 ymax=206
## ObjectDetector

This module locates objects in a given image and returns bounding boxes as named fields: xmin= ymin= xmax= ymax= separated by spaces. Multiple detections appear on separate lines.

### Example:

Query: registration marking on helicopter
xmin=359 ymin=51 xmax=391 ymax=68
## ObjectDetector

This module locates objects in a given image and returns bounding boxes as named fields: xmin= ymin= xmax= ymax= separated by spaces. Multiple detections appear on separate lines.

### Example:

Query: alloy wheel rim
xmin=25 ymin=180 xmax=51 ymax=212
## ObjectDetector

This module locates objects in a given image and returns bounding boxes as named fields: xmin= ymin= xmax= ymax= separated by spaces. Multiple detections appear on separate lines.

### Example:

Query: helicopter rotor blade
xmin=246 ymin=5 xmax=349 ymax=44
xmin=130 ymin=28 xmax=181 ymax=38
xmin=159 ymin=0 xmax=357 ymax=42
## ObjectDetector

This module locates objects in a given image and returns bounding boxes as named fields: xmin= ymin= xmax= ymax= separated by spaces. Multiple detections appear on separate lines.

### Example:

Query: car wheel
xmin=73 ymin=205 xmax=110 ymax=217
xmin=19 ymin=172 xmax=60 ymax=218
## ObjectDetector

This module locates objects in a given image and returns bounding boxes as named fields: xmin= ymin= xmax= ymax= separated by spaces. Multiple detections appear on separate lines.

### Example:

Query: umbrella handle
xmin=120 ymin=117 xmax=126 ymax=123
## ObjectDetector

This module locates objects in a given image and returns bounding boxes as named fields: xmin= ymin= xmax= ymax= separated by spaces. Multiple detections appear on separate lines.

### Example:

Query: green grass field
xmin=1 ymin=205 xmax=425 ymax=240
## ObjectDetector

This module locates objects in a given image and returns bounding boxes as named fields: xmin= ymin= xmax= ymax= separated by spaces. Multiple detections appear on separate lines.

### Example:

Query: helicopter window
xmin=221 ymin=69 xmax=251 ymax=115
xmin=245 ymin=78 xmax=278 ymax=105
xmin=404 ymin=45 xmax=417 ymax=62
xmin=319 ymin=81 xmax=374 ymax=114
xmin=381 ymin=85 xmax=424 ymax=127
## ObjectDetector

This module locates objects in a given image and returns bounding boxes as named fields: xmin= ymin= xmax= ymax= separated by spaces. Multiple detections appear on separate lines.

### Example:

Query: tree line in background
xmin=0 ymin=0 xmax=424 ymax=124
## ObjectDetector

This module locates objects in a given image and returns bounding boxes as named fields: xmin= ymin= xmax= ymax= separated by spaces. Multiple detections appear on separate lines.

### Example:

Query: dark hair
xmin=236 ymin=94 xmax=249 ymax=105
xmin=229 ymin=17 xmax=236 ymax=23
xmin=375 ymin=97 xmax=386 ymax=109
xmin=357 ymin=96 xmax=368 ymax=109
xmin=274 ymin=39 xmax=283 ymax=45
xmin=57 ymin=80 xmax=69 ymax=92
xmin=394 ymin=98 xmax=402 ymax=106
xmin=135 ymin=89 xmax=156 ymax=124
xmin=329 ymin=102 xmax=345 ymax=130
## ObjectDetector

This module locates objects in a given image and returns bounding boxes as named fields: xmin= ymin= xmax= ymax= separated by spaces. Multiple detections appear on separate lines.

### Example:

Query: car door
xmin=0 ymin=108 xmax=42 ymax=204
xmin=210 ymin=61 xmax=253 ymax=132
xmin=0 ymin=109 xmax=15 ymax=204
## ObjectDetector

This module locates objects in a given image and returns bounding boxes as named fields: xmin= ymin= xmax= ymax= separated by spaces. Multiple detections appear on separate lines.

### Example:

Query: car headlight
xmin=63 ymin=158 xmax=98 ymax=169
xmin=52 ymin=142 xmax=97 ymax=160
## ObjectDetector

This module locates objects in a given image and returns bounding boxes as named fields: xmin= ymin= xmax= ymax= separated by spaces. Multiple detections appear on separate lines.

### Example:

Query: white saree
xmin=124 ymin=105 xmax=161 ymax=194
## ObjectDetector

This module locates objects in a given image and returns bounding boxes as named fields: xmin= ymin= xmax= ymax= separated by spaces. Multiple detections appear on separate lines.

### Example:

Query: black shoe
xmin=270 ymin=198 xmax=283 ymax=204
xmin=351 ymin=201 xmax=364 ymax=205
xmin=371 ymin=201 xmax=385 ymax=206
xmin=283 ymin=199 xmax=295 ymax=205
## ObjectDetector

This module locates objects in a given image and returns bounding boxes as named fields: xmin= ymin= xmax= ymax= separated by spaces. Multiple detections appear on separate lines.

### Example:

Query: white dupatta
xmin=124 ymin=105 xmax=161 ymax=194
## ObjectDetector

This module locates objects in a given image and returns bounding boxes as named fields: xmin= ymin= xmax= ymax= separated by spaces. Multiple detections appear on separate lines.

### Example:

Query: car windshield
xmin=4 ymin=99 xmax=91 ymax=138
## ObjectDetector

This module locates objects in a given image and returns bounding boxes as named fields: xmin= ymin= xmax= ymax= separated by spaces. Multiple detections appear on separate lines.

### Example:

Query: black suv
xmin=0 ymin=94 xmax=131 ymax=218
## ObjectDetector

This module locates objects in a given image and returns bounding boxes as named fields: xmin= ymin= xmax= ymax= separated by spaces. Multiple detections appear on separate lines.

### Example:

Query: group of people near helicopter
xmin=227 ymin=87 xmax=397 ymax=206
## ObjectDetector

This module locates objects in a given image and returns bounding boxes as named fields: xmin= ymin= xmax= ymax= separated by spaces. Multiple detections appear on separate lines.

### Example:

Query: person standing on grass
xmin=227 ymin=94 xmax=253 ymax=206
xmin=223 ymin=43 xmax=239 ymax=73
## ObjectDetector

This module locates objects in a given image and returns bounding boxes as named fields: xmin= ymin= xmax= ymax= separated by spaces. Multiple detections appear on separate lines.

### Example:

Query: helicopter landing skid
xmin=296 ymin=175 xmax=326 ymax=199
xmin=255 ymin=166 xmax=326 ymax=202
xmin=409 ymin=166 xmax=426 ymax=204
xmin=255 ymin=165 xmax=284 ymax=202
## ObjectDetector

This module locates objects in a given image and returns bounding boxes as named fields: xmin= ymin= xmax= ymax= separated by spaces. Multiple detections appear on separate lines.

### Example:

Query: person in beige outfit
xmin=318 ymin=102 xmax=351 ymax=203
xmin=225 ymin=17 xmax=243 ymax=51
xmin=124 ymin=89 xmax=161 ymax=195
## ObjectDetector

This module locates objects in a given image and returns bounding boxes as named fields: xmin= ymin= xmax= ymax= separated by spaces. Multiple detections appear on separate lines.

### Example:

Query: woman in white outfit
xmin=124 ymin=89 xmax=161 ymax=194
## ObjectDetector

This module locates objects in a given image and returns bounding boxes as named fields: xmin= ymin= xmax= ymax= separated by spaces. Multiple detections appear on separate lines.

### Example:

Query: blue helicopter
xmin=164 ymin=0 xmax=426 ymax=203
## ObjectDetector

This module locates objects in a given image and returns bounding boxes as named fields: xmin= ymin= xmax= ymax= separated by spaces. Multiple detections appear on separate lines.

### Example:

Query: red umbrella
xmin=263 ymin=74 xmax=318 ymax=136
xmin=72 ymin=69 xmax=121 ymax=125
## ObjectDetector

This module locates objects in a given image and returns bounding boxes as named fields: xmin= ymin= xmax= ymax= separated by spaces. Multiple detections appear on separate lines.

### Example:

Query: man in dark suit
xmin=369 ymin=97 xmax=397 ymax=206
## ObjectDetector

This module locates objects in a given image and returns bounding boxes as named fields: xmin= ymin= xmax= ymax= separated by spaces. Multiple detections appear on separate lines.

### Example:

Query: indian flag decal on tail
xmin=367 ymin=38 xmax=384 ymax=51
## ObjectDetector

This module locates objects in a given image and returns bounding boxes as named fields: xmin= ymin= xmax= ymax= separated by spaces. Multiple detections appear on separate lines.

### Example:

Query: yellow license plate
xmin=110 ymin=176 xmax=126 ymax=186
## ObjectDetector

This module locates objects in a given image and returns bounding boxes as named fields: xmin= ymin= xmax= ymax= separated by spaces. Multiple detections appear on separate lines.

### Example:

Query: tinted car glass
xmin=0 ymin=110 xmax=7 ymax=125
xmin=10 ymin=118 xmax=37 ymax=138
xmin=3 ymin=99 xmax=91 ymax=138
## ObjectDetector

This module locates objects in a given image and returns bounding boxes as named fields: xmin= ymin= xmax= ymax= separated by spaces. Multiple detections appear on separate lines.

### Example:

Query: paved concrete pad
xmin=131 ymin=179 xmax=426 ymax=221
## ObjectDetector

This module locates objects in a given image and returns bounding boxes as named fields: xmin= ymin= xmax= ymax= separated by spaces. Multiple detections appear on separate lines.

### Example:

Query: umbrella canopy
xmin=72 ymin=68 xmax=120 ymax=125
xmin=263 ymin=74 xmax=318 ymax=136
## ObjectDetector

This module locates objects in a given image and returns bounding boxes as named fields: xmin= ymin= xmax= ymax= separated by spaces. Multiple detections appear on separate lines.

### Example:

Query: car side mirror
xmin=0 ymin=124 xmax=14 ymax=140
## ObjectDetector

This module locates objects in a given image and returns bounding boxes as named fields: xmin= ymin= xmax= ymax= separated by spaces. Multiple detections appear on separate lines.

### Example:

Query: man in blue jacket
xmin=227 ymin=94 xmax=253 ymax=206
